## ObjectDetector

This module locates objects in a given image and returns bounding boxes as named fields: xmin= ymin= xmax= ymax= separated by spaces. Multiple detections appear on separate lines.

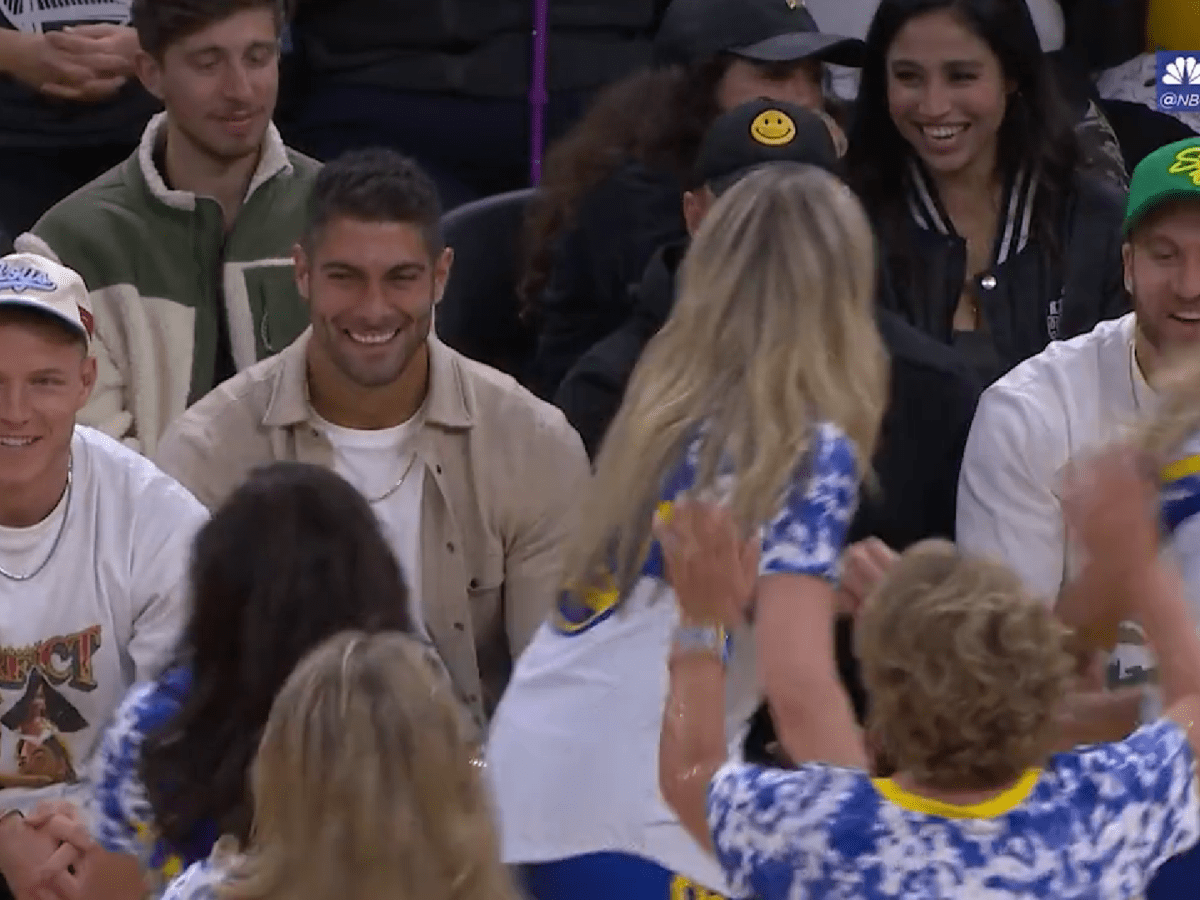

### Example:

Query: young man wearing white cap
xmin=0 ymin=254 xmax=205 ymax=899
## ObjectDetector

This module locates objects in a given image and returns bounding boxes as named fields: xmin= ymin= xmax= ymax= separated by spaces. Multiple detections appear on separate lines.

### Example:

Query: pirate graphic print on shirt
xmin=0 ymin=626 xmax=100 ymax=791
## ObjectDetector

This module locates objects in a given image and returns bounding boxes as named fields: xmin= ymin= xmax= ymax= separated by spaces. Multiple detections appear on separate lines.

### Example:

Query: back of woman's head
xmin=856 ymin=540 xmax=1072 ymax=791
xmin=520 ymin=58 xmax=731 ymax=312
xmin=564 ymin=162 xmax=889 ymax=594
xmin=845 ymin=0 xmax=1077 ymax=225
xmin=220 ymin=631 xmax=517 ymax=900
xmin=143 ymin=462 xmax=414 ymax=851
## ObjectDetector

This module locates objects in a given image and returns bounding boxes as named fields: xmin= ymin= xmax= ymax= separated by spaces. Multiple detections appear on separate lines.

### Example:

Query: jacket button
xmin=469 ymin=578 xmax=478 ymax=589
xmin=436 ymin=465 xmax=442 ymax=474
xmin=454 ymin=621 xmax=465 ymax=631
xmin=446 ymin=541 xmax=455 ymax=552
xmin=980 ymin=274 xmax=997 ymax=290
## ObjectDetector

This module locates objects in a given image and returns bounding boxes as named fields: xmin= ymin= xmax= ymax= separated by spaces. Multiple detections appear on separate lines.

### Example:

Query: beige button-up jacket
xmin=154 ymin=330 xmax=590 ymax=726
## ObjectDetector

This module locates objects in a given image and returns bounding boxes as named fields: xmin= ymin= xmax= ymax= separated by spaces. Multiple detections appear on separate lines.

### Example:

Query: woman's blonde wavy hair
xmin=857 ymin=540 xmax=1074 ymax=791
xmin=215 ymin=631 xmax=518 ymax=900
xmin=562 ymin=163 xmax=889 ymax=596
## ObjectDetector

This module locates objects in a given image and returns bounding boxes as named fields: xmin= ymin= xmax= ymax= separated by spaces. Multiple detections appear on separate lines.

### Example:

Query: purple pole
xmin=529 ymin=0 xmax=549 ymax=184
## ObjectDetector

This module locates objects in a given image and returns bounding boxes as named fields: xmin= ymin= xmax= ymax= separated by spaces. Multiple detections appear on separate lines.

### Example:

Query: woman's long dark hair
xmin=519 ymin=57 xmax=732 ymax=315
xmin=845 ymin=0 xmax=1079 ymax=273
xmin=141 ymin=462 xmax=414 ymax=854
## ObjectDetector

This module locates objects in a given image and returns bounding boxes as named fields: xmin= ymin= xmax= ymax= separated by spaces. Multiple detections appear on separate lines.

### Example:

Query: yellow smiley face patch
xmin=750 ymin=110 xmax=797 ymax=146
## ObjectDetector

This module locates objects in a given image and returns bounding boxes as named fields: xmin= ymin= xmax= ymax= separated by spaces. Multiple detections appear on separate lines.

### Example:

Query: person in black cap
xmin=554 ymin=98 xmax=981 ymax=750
xmin=554 ymin=98 xmax=841 ymax=459
xmin=520 ymin=0 xmax=864 ymax=402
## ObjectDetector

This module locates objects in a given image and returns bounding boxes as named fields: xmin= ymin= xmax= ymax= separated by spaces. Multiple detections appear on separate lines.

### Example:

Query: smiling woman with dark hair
xmin=75 ymin=461 xmax=418 ymax=897
xmin=844 ymin=0 xmax=1127 ymax=385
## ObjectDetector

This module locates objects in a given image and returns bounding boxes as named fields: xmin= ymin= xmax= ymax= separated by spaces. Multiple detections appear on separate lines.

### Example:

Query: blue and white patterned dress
xmin=87 ymin=666 xmax=218 ymax=896
xmin=487 ymin=422 xmax=859 ymax=894
xmin=707 ymin=719 xmax=1200 ymax=899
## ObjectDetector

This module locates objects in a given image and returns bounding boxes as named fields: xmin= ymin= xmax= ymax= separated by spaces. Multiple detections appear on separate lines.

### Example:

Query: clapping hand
xmin=12 ymin=24 xmax=139 ymax=102
xmin=654 ymin=498 xmax=759 ymax=628
xmin=835 ymin=538 xmax=898 ymax=617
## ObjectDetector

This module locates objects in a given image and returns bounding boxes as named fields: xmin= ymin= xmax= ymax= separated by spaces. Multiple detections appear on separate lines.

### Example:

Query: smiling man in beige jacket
xmin=154 ymin=148 xmax=589 ymax=730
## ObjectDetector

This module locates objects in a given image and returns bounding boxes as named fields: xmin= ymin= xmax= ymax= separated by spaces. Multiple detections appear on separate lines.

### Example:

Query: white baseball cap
xmin=0 ymin=253 xmax=93 ymax=349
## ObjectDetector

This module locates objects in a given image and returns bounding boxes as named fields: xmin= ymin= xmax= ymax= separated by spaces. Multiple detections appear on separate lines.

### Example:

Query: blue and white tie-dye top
xmin=89 ymin=666 xmax=218 ymax=895
xmin=707 ymin=718 xmax=1200 ymax=899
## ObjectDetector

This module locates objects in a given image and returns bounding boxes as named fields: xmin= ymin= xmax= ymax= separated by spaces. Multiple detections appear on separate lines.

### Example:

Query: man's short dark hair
xmin=132 ymin=0 xmax=286 ymax=58
xmin=302 ymin=149 xmax=445 ymax=259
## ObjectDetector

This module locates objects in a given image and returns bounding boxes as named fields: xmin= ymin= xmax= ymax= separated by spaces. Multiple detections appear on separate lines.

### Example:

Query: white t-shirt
xmin=0 ymin=426 xmax=205 ymax=814
xmin=957 ymin=313 xmax=1158 ymax=696
xmin=313 ymin=410 xmax=428 ymax=642
xmin=486 ymin=422 xmax=859 ymax=893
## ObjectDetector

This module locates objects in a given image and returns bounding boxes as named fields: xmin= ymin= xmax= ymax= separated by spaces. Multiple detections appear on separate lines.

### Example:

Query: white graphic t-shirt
xmin=0 ymin=0 xmax=128 ymax=33
xmin=0 ymin=426 xmax=204 ymax=814
xmin=487 ymin=422 xmax=859 ymax=894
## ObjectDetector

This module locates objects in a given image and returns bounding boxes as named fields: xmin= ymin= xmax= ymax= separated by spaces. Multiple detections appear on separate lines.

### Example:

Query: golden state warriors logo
xmin=1168 ymin=146 xmax=1200 ymax=185
xmin=552 ymin=502 xmax=676 ymax=636
xmin=750 ymin=110 xmax=797 ymax=146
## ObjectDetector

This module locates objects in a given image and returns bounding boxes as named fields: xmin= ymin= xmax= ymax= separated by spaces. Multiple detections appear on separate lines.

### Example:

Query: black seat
xmin=437 ymin=188 xmax=536 ymax=379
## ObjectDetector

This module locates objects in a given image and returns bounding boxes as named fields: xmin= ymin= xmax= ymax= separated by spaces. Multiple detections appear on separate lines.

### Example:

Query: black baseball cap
xmin=655 ymin=0 xmax=864 ymax=68
xmin=696 ymin=98 xmax=840 ymax=195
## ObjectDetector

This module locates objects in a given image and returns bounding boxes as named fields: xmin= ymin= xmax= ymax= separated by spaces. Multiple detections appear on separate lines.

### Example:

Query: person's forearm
xmin=660 ymin=652 xmax=727 ymax=853
xmin=1132 ymin=562 xmax=1200 ymax=709
xmin=1055 ymin=564 xmax=1123 ymax=657
xmin=1050 ymin=688 xmax=1143 ymax=751
xmin=768 ymin=675 xmax=868 ymax=770
xmin=0 ymin=30 xmax=29 ymax=78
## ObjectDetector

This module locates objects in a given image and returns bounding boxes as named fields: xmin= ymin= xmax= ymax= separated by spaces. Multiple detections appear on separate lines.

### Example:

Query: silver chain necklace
xmin=0 ymin=456 xmax=73 ymax=582
xmin=366 ymin=453 xmax=418 ymax=505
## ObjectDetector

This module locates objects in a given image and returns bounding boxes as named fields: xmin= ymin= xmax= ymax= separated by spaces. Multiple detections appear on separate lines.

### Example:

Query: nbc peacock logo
xmin=1157 ymin=52 xmax=1200 ymax=111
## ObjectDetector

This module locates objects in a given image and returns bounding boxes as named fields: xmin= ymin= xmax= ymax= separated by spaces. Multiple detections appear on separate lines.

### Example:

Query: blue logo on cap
xmin=1158 ymin=52 xmax=1200 ymax=112
xmin=0 ymin=261 xmax=54 ymax=294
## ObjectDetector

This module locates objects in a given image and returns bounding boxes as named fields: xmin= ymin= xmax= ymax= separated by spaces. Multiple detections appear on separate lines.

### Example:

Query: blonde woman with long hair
xmin=487 ymin=162 xmax=889 ymax=900
xmin=157 ymin=631 xmax=519 ymax=900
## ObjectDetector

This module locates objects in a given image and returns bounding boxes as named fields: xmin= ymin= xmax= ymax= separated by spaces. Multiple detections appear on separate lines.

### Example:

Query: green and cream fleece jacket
xmin=15 ymin=112 xmax=320 ymax=456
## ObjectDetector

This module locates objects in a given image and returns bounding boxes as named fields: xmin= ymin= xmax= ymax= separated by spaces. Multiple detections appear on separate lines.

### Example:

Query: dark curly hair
xmin=844 ymin=0 xmax=1080 ymax=297
xmin=141 ymin=461 xmax=414 ymax=854
xmin=518 ymin=57 xmax=732 ymax=317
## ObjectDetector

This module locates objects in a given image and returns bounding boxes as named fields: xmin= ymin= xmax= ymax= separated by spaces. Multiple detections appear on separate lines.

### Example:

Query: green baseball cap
xmin=1124 ymin=136 xmax=1200 ymax=236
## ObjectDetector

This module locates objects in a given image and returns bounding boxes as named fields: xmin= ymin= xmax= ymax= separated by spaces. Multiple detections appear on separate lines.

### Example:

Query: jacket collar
xmin=262 ymin=329 xmax=474 ymax=431
xmin=904 ymin=157 xmax=1039 ymax=267
xmin=135 ymin=111 xmax=294 ymax=212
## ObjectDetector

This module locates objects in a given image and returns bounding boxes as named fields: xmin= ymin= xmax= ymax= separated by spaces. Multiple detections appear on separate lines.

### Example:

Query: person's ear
xmin=682 ymin=189 xmax=711 ymax=236
xmin=433 ymin=246 xmax=454 ymax=304
xmin=293 ymin=242 xmax=311 ymax=302
xmin=134 ymin=51 xmax=164 ymax=100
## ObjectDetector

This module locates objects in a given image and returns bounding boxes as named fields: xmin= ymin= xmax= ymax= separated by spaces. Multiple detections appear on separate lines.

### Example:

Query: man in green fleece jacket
xmin=16 ymin=0 xmax=318 ymax=455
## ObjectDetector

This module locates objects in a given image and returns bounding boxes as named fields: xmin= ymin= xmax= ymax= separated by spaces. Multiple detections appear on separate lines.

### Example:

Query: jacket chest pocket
xmin=467 ymin=550 xmax=505 ymax=622
xmin=225 ymin=262 xmax=310 ymax=360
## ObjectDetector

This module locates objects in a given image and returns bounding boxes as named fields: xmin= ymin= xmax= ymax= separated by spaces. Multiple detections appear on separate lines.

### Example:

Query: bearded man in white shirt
xmin=957 ymin=136 xmax=1200 ymax=731
xmin=0 ymin=253 xmax=206 ymax=900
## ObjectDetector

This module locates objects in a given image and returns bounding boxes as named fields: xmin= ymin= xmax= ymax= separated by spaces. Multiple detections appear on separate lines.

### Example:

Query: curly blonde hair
xmin=216 ymin=631 xmax=519 ymax=900
xmin=855 ymin=540 xmax=1073 ymax=791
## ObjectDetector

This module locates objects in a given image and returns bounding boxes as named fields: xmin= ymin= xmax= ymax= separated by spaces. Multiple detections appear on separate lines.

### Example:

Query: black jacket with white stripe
xmin=878 ymin=160 xmax=1129 ymax=383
